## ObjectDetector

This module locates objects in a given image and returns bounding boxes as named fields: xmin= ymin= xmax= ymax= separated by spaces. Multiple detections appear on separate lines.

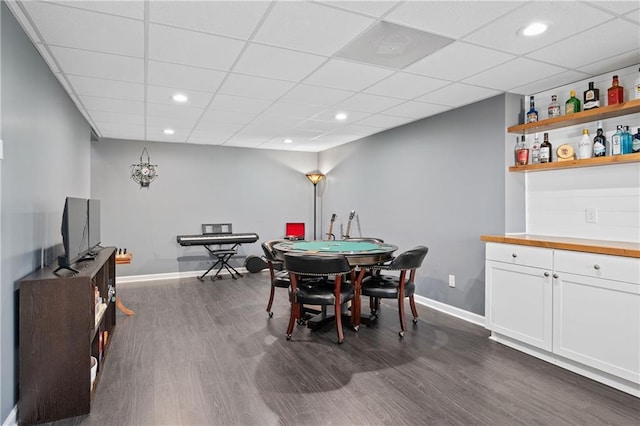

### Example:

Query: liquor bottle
xmin=610 ymin=125 xmax=623 ymax=155
xmin=635 ymin=68 xmax=640 ymax=100
xmin=516 ymin=135 xmax=529 ymax=166
xmin=530 ymin=134 xmax=541 ymax=164
xmin=526 ymin=96 xmax=538 ymax=123
xmin=547 ymin=95 xmax=560 ymax=118
xmin=633 ymin=128 xmax=640 ymax=153
xmin=539 ymin=132 xmax=552 ymax=163
xmin=593 ymin=127 xmax=606 ymax=157
xmin=621 ymin=126 xmax=632 ymax=154
xmin=577 ymin=129 xmax=592 ymax=159
xmin=565 ymin=90 xmax=581 ymax=114
xmin=583 ymin=81 xmax=600 ymax=110
xmin=607 ymin=75 xmax=624 ymax=105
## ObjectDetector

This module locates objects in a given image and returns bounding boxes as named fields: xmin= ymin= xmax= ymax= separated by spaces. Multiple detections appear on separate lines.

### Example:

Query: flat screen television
xmin=88 ymin=198 xmax=101 ymax=251
xmin=55 ymin=197 xmax=89 ymax=273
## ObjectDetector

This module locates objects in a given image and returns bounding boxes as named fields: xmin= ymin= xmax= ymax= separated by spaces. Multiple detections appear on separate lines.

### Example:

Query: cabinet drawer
xmin=486 ymin=243 xmax=553 ymax=269
xmin=554 ymin=250 xmax=640 ymax=284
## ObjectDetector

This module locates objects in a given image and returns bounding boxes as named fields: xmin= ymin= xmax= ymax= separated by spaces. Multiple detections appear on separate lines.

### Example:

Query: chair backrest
xmin=262 ymin=240 xmax=284 ymax=262
xmin=388 ymin=246 xmax=429 ymax=270
xmin=285 ymin=222 xmax=305 ymax=240
xmin=284 ymin=253 xmax=351 ymax=276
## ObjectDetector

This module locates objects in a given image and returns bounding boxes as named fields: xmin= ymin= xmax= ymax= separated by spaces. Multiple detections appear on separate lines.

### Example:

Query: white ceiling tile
xmin=417 ymin=83 xmax=501 ymax=108
xmin=199 ymin=109 xmax=258 ymax=125
xmin=148 ymin=1 xmax=270 ymax=40
xmin=405 ymin=42 xmax=515 ymax=81
xmin=50 ymin=46 xmax=144 ymax=82
xmin=147 ymin=61 xmax=226 ymax=93
xmin=188 ymin=130 xmax=231 ymax=146
xmin=208 ymin=94 xmax=272 ymax=114
xmin=66 ymin=75 xmax=144 ymax=101
xmin=326 ymin=1 xmax=400 ymax=18
xmin=148 ymin=23 xmax=245 ymax=71
xmin=332 ymin=93 xmax=405 ymax=114
xmin=146 ymin=116 xmax=199 ymax=133
xmin=146 ymin=85 xmax=214 ymax=109
xmin=462 ymin=58 xmax=565 ymax=91
xmin=364 ymin=72 xmax=449 ymax=99
xmin=382 ymin=101 xmax=451 ymax=119
xmin=464 ymin=2 xmax=614 ymax=55
xmin=79 ymin=95 xmax=144 ymax=115
xmin=588 ymin=1 xmax=640 ymax=15
xmin=23 ymin=2 xmax=143 ymax=57
xmin=281 ymin=84 xmax=355 ymax=107
xmin=259 ymin=101 xmax=327 ymax=120
xmin=90 ymin=110 xmax=144 ymax=126
xmin=146 ymin=103 xmax=203 ymax=122
xmin=97 ymin=124 xmax=145 ymax=141
xmin=146 ymin=127 xmax=189 ymax=143
xmin=308 ymin=110 xmax=370 ymax=124
xmin=577 ymin=50 xmax=640 ymax=76
xmin=233 ymin=43 xmax=327 ymax=81
xmin=218 ymin=74 xmax=296 ymax=100
xmin=355 ymin=114 xmax=414 ymax=129
xmin=192 ymin=122 xmax=244 ymax=135
xmin=36 ymin=43 xmax=60 ymax=73
xmin=624 ymin=7 xmax=640 ymax=23
xmin=54 ymin=1 xmax=144 ymax=19
xmin=254 ymin=1 xmax=375 ymax=56
xmin=386 ymin=1 xmax=523 ymax=38
xmin=303 ymin=59 xmax=394 ymax=91
xmin=224 ymin=139 xmax=265 ymax=148
xmin=509 ymin=70 xmax=592 ymax=96
xmin=250 ymin=113 xmax=308 ymax=129
xmin=527 ymin=19 xmax=640 ymax=69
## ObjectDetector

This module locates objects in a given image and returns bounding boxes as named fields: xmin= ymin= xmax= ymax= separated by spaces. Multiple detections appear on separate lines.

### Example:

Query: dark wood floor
xmin=50 ymin=272 xmax=639 ymax=426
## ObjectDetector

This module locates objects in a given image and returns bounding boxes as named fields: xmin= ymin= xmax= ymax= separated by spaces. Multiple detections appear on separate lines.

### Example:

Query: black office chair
xmin=284 ymin=253 xmax=356 ymax=344
xmin=262 ymin=240 xmax=289 ymax=317
xmin=360 ymin=246 xmax=429 ymax=337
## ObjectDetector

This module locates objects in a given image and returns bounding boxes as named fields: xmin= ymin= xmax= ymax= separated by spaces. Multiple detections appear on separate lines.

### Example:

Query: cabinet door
xmin=553 ymin=272 xmax=640 ymax=383
xmin=486 ymin=260 xmax=553 ymax=351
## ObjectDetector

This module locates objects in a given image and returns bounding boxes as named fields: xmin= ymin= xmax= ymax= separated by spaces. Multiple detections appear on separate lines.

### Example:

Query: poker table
xmin=272 ymin=240 xmax=397 ymax=266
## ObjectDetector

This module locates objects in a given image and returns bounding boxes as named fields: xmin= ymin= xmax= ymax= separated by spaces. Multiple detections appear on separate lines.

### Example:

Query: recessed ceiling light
xmin=284 ymin=138 xmax=293 ymax=144
xmin=172 ymin=93 xmax=188 ymax=103
xmin=521 ymin=22 xmax=548 ymax=37
xmin=335 ymin=113 xmax=347 ymax=121
xmin=163 ymin=128 xmax=175 ymax=135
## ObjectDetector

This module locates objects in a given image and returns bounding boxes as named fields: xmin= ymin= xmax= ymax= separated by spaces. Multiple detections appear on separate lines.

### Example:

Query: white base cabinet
xmin=485 ymin=243 xmax=640 ymax=397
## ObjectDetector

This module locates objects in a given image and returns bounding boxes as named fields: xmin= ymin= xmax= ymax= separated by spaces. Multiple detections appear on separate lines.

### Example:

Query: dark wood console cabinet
xmin=19 ymin=247 xmax=116 ymax=424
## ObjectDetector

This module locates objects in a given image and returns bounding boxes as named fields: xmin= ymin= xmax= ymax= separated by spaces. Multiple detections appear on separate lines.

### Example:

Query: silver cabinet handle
xmin=553 ymin=273 xmax=559 ymax=279
xmin=544 ymin=272 xmax=550 ymax=277
xmin=593 ymin=264 xmax=601 ymax=270
xmin=511 ymin=253 xmax=517 ymax=258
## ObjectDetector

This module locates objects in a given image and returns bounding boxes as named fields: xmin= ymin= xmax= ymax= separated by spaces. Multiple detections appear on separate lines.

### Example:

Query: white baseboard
xmin=2 ymin=404 xmax=17 ymax=426
xmin=413 ymin=294 xmax=485 ymax=327
xmin=117 ymin=267 xmax=254 ymax=284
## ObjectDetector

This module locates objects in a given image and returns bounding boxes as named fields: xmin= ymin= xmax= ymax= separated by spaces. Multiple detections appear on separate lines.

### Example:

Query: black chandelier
xmin=130 ymin=147 xmax=158 ymax=189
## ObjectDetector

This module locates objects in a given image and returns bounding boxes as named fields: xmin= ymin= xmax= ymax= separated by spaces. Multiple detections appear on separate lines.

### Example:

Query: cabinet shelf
xmin=507 ymin=99 xmax=640 ymax=134
xmin=509 ymin=152 xmax=640 ymax=172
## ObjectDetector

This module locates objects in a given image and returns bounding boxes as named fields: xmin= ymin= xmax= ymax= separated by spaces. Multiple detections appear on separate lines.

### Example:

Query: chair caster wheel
xmin=353 ymin=326 xmax=359 ymax=332
xmin=398 ymin=331 xmax=405 ymax=337
xmin=268 ymin=312 xmax=273 ymax=318
xmin=286 ymin=335 xmax=292 ymax=341
xmin=412 ymin=318 xmax=418 ymax=324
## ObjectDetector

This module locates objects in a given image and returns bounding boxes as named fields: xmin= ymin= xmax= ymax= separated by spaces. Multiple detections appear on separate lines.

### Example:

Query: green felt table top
xmin=277 ymin=240 xmax=396 ymax=254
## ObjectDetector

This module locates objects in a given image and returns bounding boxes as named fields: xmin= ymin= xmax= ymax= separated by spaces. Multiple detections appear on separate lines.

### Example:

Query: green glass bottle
xmin=565 ymin=90 xmax=581 ymax=114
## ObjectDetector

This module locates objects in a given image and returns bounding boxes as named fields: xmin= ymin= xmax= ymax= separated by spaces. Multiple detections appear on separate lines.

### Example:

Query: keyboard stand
xmin=199 ymin=243 xmax=243 ymax=282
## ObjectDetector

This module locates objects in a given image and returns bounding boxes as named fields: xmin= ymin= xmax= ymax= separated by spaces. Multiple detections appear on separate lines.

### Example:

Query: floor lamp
xmin=306 ymin=172 xmax=325 ymax=240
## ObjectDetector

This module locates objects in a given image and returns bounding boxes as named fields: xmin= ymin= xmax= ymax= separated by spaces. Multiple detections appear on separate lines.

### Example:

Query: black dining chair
xmin=284 ymin=253 xmax=356 ymax=344
xmin=262 ymin=240 xmax=290 ymax=317
xmin=360 ymin=246 xmax=429 ymax=337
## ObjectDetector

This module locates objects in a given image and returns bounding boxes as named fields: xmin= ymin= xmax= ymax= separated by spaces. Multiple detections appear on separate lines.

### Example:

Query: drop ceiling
xmin=6 ymin=1 xmax=640 ymax=152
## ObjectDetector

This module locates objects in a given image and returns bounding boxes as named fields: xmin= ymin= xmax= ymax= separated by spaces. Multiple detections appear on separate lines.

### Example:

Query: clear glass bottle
xmin=578 ymin=129 xmax=592 ymax=159
xmin=565 ymin=90 xmax=581 ymax=114
xmin=621 ymin=126 xmax=632 ymax=154
xmin=547 ymin=95 xmax=560 ymax=118
xmin=607 ymin=75 xmax=624 ymax=105
xmin=516 ymin=135 xmax=529 ymax=166
xmin=583 ymin=81 xmax=600 ymax=110
xmin=593 ymin=127 xmax=607 ymax=157
xmin=611 ymin=125 xmax=623 ymax=155
xmin=530 ymin=134 xmax=540 ymax=164
xmin=539 ymin=132 xmax=552 ymax=163
xmin=526 ymin=96 xmax=538 ymax=123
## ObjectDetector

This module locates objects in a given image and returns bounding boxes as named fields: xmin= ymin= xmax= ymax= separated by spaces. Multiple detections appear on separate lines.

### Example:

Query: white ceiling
xmin=6 ymin=0 xmax=640 ymax=152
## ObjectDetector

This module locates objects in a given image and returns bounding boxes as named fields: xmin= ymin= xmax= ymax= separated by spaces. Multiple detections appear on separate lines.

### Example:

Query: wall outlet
xmin=586 ymin=207 xmax=598 ymax=223
xmin=448 ymin=274 xmax=455 ymax=288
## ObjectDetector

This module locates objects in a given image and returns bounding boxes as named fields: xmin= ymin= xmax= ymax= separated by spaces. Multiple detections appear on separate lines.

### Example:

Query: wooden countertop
xmin=480 ymin=234 xmax=640 ymax=258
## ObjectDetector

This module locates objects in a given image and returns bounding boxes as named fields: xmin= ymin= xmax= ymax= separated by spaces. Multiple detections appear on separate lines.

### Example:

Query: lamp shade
xmin=306 ymin=172 xmax=325 ymax=185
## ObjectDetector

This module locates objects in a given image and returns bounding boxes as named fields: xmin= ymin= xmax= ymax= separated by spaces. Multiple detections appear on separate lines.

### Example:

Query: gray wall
xmin=91 ymin=138 xmax=317 ymax=276
xmin=319 ymin=94 xmax=510 ymax=315
xmin=1 ymin=3 xmax=91 ymax=420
